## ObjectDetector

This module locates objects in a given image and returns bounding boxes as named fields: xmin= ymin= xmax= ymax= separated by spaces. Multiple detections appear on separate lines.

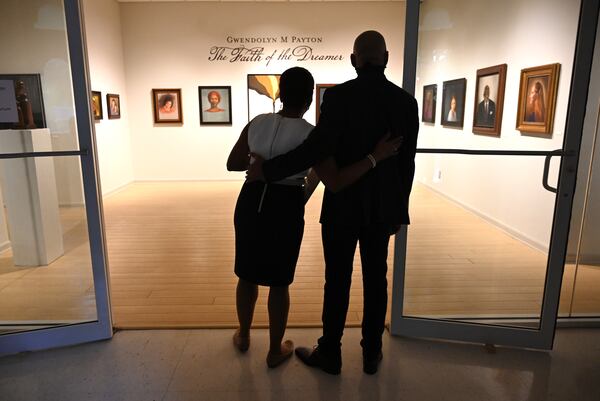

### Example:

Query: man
xmin=247 ymin=30 xmax=419 ymax=375
xmin=475 ymin=85 xmax=496 ymax=127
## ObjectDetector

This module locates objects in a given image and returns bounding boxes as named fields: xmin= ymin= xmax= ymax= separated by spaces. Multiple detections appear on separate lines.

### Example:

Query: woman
xmin=159 ymin=94 xmax=175 ymax=114
xmin=525 ymin=81 xmax=545 ymax=122
xmin=227 ymin=67 xmax=402 ymax=368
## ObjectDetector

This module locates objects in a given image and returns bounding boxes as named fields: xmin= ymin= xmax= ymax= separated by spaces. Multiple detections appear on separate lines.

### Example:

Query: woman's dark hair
xmin=279 ymin=67 xmax=314 ymax=110
xmin=159 ymin=94 xmax=174 ymax=107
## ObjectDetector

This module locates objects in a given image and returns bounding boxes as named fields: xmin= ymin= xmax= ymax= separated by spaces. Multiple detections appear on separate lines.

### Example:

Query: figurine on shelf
xmin=15 ymin=80 xmax=36 ymax=129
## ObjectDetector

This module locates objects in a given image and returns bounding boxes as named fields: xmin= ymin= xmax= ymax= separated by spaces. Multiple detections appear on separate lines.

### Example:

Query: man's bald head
xmin=351 ymin=30 xmax=388 ymax=68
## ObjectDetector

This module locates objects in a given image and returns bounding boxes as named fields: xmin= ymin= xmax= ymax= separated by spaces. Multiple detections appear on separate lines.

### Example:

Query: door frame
xmin=390 ymin=0 xmax=600 ymax=349
xmin=0 ymin=0 xmax=112 ymax=356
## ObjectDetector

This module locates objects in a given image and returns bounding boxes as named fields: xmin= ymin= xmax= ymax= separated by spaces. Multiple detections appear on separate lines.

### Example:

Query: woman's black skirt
xmin=234 ymin=181 xmax=305 ymax=286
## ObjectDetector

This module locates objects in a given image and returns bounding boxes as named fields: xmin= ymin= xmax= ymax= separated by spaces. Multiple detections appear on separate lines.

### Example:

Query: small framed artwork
xmin=516 ymin=63 xmax=561 ymax=135
xmin=472 ymin=64 xmax=507 ymax=136
xmin=152 ymin=88 xmax=182 ymax=124
xmin=441 ymin=78 xmax=467 ymax=128
xmin=0 ymin=74 xmax=47 ymax=129
xmin=247 ymin=74 xmax=281 ymax=121
xmin=91 ymin=90 xmax=103 ymax=121
xmin=198 ymin=86 xmax=232 ymax=125
xmin=106 ymin=93 xmax=121 ymax=120
xmin=421 ymin=84 xmax=437 ymax=124
xmin=316 ymin=84 xmax=336 ymax=123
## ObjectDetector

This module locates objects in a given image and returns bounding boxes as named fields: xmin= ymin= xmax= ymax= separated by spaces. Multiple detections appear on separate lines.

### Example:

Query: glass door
xmin=390 ymin=0 xmax=598 ymax=349
xmin=0 ymin=0 xmax=111 ymax=354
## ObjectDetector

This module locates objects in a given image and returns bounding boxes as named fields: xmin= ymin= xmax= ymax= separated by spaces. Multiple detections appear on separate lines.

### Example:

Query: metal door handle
xmin=542 ymin=150 xmax=563 ymax=193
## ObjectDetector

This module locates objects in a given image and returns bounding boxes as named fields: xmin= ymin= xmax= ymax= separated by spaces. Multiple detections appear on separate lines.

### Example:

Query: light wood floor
xmin=0 ymin=206 xmax=96 ymax=324
xmin=0 ymin=181 xmax=598 ymax=330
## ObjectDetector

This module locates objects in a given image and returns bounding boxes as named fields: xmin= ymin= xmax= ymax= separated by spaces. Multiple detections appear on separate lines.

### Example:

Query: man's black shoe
xmin=363 ymin=351 xmax=383 ymax=375
xmin=295 ymin=346 xmax=341 ymax=375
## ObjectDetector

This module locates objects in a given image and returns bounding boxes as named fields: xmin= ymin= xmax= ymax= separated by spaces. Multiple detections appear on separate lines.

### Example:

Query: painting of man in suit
xmin=475 ymin=85 xmax=496 ymax=127
xmin=472 ymin=64 xmax=506 ymax=136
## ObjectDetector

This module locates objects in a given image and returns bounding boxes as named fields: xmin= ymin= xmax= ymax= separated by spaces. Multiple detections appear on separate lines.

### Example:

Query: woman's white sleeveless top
xmin=247 ymin=113 xmax=314 ymax=183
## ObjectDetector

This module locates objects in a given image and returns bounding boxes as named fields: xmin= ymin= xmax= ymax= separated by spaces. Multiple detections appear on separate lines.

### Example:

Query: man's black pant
xmin=317 ymin=222 xmax=391 ymax=354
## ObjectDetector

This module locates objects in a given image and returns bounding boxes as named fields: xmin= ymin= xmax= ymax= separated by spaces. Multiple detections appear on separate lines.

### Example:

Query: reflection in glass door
xmin=564 ymin=20 xmax=600 ymax=319
xmin=401 ymin=152 xmax=560 ymax=327
xmin=0 ymin=0 xmax=111 ymax=353
xmin=391 ymin=0 xmax=598 ymax=349
xmin=568 ymin=109 xmax=600 ymax=318
xmin=0 ymin=153 xmax=97 ymax=334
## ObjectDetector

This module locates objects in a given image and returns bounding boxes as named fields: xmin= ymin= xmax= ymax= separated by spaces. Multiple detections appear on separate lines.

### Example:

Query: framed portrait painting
xmin=199 ymin=86 xmax=232 ymax=125
xmin=91 ymin=90 xmax=103 ymax=121
xmin=516 ymin=63 xmax=560 ymax=135
xmin=0 ymin=74 xmax=47 ymax=129
xmin=441 ymin=78 xmax=467 ymax=128
xmin=472 ymin=64 xmax=507 ymax=136
xmin=152 ymin=88 xmax=182 ymax=124
xmin=247 ymin=74 xmax=281 ymax=121
xmin=106 ymin=93 xmax=121 ymax=120
xmin=421 ymin=84 xmax=437 ymax=124
xmin=316 ymin=84 xmax=336 ymax=123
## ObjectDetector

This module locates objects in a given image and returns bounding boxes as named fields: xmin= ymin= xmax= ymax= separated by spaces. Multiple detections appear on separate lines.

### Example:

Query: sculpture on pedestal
xmin=0 ymin=74 xmax=46 ymax=130
xmin=15 ymin=80 xmax=37 ymax=129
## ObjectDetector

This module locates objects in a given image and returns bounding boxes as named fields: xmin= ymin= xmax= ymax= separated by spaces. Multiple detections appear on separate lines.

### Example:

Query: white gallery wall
xmin=83 ymin=0 xmax=135 ymax=195
xmin=118 ymin=1 xmax=406 ymax=181
xmin=414 ymin=0 xmax=580 ymax=251
xmin=0 ymin=0 xmax=84 ymax=206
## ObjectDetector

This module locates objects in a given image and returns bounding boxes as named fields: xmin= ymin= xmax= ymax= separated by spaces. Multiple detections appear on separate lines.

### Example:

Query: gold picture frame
xmin=91 ymin=90 xmax=102 ymax=121
xmin=516 ymin=63 xmax=560 ymax=135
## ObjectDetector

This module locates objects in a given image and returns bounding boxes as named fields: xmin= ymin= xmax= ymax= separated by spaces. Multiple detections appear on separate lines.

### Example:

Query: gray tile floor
xmin=1 ymin=328 xmax=599 ymax=401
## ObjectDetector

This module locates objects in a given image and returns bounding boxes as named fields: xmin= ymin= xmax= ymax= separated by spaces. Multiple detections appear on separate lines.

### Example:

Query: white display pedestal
xmin=0 ymin=129 xmax=64 ymax=266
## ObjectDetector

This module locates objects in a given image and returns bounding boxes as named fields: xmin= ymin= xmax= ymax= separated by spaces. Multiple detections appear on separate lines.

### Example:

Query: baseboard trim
xmin=58 ymin=202 xmax=85 ymax=207
xmin=420 ymin=182 xmax=549 ymax=254
xmin=0 ymin=240 xmax=10 ymax=253
xmin=102 ymin=181 xmax=134 ymax=199
xmin=578 ymin=256 xmax=600 ymax=265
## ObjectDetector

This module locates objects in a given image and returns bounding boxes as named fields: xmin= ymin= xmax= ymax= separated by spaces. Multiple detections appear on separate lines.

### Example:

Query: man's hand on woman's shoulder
xmin=246 ymin=152 xmax=265 ymax=182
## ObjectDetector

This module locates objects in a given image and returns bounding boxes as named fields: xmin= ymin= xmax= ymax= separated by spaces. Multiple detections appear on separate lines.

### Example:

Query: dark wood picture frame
xmin=247 ymin=74 xmax=281 ymax=122
xmin=106 ymin=93 xmax=121 ymax=120
xmin=152 ymin=88 xmax=183 ymax=124
xmin=91 ymin=90 xmax=103 ymax=121
xmin=0 ymin=73 xmax=47 ymax=129
xmin=198 ymin=86 xmax=232 ymax=125
xmin=516 ymin=63 xmax=561 ymax=135
xmin=421 ymin=84 xmax=437 ymax=124
xmin=441 ymin=78 xmax=467 ymax=128
xmin=316 ymin=84 xmax=336 ymax=123
xmin=472 ymin=64 xmax=507 ymax=136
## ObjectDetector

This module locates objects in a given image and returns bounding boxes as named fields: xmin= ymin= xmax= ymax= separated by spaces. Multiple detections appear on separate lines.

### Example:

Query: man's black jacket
xmin=263 ymin=66 xmax=419 ymax=231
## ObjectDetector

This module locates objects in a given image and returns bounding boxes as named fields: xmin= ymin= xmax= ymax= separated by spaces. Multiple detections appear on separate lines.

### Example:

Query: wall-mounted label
xmin=209 ymin=36 xmax=344 ymax=67
xmin=0 ymin=80 xmax=18 ymax=123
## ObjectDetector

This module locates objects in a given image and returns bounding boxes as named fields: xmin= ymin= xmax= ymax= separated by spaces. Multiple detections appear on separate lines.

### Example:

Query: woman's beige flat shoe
xmin=233 ymin=329 xmax=250 ymax=352
xmin=266 ymin=340 xmax=294 ymax=368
